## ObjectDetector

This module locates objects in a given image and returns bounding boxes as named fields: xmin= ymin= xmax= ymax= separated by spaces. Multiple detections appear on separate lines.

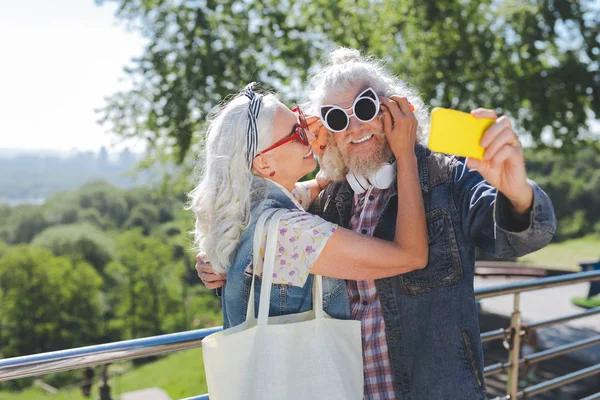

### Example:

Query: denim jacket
xmin=308 ymin=145 xmax=557 ymax=400
xmin=221 ymin=179 xmax=351 ymax=329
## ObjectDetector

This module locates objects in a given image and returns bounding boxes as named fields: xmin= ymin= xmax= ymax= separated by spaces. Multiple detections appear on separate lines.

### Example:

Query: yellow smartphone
xmin=428 ymin=107 xmax=495 ymax=159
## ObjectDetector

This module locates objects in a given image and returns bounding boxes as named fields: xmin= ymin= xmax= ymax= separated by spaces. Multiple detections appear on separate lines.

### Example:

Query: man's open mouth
xmin=351 ymin=134 xmax=373 ymax=144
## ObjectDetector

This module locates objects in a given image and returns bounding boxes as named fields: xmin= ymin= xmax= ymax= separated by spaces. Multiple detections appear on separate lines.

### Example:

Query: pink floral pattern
xmin=290 ymin=182 xmax=313 ymax=210
xmin=245 ymin=209 xmax=337 ymax=287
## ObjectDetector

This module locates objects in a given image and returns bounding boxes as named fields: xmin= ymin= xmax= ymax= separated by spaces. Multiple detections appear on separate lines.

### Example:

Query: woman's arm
xmin=310 ymin=96 xmax=428 ymax=280
xmin=302 ymin=171 xmax=331 ymax=201
xmin=293 ymin=171 xmax=331 ymax=205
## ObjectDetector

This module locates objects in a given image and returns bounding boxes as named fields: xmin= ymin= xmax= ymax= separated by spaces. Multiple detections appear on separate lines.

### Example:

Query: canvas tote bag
xmin=202 ymin=208 xmax=363 ymax=400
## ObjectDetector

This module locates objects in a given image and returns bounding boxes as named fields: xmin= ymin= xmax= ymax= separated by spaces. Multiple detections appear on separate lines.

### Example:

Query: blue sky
xmin=0 ymin=0 xmax=146 ymax=152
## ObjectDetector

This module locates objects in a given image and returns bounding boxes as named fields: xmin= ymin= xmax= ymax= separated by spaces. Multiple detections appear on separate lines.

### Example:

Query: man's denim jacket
xmin=307 ymin=145 xmax=556 ymax=399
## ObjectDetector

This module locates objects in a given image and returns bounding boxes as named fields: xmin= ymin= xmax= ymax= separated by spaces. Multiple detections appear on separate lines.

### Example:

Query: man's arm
xmin=453 ymin=108 xmax=556 ymax=257
xmin=452 ymin=159 xmax=556 ymax=257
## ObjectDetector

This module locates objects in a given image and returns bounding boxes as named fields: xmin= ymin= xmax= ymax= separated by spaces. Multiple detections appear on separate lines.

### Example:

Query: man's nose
xmin=346 ymin=115 xmax=367 ymax=135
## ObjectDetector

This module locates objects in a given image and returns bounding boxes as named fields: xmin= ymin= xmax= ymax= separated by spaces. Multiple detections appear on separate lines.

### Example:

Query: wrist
xmin=315 ymin=171 xmax=330 ymax=190
xmin=395 ymin=152 xmax=418 ymax=166
xmin=506 ymin=183 xmax=534 ymax=215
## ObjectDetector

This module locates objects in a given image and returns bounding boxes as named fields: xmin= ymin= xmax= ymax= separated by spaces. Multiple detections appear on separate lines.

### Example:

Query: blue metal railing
xmin=0 ymin=327 xmax=222 ymax=381
xmin=1 ymin=269 xmax=600 ymax=399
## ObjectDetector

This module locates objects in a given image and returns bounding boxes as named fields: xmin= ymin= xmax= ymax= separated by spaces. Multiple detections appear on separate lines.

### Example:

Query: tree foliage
xmin=105 ymin=230 xmax=187 ymax=339
xmin=0 ymin=182 xmax=217 ymax=391
xmin=97 ymin=0 xmax=599 ymax=162
xmin=526 ymin=146 xmax=600 ymax=240
xmin=0 ymin=247 xmax=103 ymax=358
xmin=31 ymin=223 xmax=115 ymax=272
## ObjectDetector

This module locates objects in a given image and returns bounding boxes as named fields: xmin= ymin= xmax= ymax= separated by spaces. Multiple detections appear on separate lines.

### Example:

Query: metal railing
xmin=476 ymin=269 xmax=600 ymax=399
xmin=1 ymin=269 xmax=600 ymax=399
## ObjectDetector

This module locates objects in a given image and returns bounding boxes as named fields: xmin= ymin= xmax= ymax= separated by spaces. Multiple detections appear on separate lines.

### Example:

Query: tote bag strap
xmin=313 ymin=274 xmax=325 ymax=319
xmin=257 ymin=208 xmax=288 ymax=325
xmin=246 ymin=208 xmax=326 ymax=324
xmin=245 ymin=208 xmax=283 ymax=323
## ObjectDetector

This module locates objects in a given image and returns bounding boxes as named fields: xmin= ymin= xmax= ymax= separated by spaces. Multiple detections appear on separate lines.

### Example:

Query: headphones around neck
xmin=346 ymin=162 xmax=396 ymax=194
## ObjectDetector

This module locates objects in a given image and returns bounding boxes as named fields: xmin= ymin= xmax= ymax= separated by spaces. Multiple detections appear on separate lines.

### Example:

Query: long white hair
xmin=303 ymin=47 xmax=430 ymax=181
xmin=187 ymin=90 xmax=279 ymax=274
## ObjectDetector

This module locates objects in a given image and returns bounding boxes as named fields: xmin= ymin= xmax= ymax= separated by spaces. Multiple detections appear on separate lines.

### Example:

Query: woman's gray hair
xmin=187 ymin=89 xmax=279 ymax=274
xmin=303 ymin=47 xmax=429 ymax=181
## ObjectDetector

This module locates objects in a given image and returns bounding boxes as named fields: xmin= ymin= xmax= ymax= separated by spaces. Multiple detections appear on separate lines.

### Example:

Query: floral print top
xmin=245 ymin=181 xmax=338 ymax=287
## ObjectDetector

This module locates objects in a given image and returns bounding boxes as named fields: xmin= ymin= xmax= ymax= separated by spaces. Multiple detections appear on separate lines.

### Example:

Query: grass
xmin=518 ymin=234 xmax=600 ymax=272
xmin=0 ymin=347 xmax=208 ymax=400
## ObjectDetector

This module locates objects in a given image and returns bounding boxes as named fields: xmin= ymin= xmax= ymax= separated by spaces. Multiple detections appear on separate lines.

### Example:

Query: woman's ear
xmin=252 ymin=154 xmax=272 ymax=178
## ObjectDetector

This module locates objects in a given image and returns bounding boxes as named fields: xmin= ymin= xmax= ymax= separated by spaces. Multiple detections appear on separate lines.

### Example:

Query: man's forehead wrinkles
xmin=324 ymin=87 xmax=363 ymax=108
xmin=334 ymin=94 xmax=356 ymax=109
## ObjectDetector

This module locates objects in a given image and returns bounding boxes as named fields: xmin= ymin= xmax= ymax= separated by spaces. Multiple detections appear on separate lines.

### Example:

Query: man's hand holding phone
xmin=428 ymin=107 xmax=533 ymax=214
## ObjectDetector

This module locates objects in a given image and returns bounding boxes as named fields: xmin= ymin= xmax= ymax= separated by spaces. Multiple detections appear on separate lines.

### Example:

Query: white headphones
xmin=346 ymin=162 xmax=396 ymax=194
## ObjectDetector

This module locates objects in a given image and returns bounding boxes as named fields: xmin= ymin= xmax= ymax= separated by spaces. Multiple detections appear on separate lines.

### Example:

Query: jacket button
xmin=361 ymin=228 xmax=368 ymax=234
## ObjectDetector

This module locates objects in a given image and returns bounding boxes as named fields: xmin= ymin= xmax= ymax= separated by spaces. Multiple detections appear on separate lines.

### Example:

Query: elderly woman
xmin=188 ymin=82 xmax=428 ymax=329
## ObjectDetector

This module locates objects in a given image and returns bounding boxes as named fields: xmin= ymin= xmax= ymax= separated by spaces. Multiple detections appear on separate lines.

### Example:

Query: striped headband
xmin=243 ymin=82 xmax=263 ymax=168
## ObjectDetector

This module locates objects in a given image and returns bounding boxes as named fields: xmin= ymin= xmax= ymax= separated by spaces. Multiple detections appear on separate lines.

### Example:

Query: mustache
xmin=343 ymin=130 xmax=385 ymax=144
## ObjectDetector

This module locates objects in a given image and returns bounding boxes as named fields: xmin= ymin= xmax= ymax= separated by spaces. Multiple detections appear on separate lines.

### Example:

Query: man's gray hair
xmin=303 ymin=48 xmax=429 ymax=181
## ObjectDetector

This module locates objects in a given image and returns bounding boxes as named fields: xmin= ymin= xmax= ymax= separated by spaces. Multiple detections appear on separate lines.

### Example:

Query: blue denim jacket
xmin=221 ymin=178 xmax=351 ymax=329
xmin=308 ymin=145 xmax=557 ymax=400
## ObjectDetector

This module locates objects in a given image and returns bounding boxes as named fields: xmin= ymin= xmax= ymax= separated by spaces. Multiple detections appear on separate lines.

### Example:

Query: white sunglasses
xmin=319 ymin=87 xmax=380 ymax=132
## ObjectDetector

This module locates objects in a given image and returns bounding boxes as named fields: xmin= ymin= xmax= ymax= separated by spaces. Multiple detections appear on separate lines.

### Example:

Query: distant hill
xmin=0 ymin=148 xmax=156 ymax=205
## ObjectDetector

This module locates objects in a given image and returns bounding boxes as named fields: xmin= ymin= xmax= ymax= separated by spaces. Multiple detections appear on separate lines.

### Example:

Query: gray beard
xmin=341 ymin=135 xmax=394 ymax=177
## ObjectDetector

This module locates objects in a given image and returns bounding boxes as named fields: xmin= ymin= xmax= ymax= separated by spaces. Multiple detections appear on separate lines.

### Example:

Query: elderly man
xmin=198 ymin=48 xmax=556 ymax=399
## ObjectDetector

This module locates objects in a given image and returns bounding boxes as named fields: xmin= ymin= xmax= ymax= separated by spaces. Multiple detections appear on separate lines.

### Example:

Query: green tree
xmin=98 ymin=0 xmax=599 ymax=163
xmin=526 ymin=146 xmax=600 ymax=240
xmin=77 ymin=181 xmax=130 ymax=227
xmin=124 ymin=203 xmax=160 ymax=235
xmin=2 ymin=205 xmax=48 ymax=244
xmin=0 ymin=246 xmax=103 ymax=358
xmin=43 ymin=191 xmax=80 ymax=225
xmin=0 ymin=204 xmax=10 ymax=223
xmin=105 ymin=230 xmax=186 ymax=339
xmin=31 ymin=223 xmax=115 ymax=272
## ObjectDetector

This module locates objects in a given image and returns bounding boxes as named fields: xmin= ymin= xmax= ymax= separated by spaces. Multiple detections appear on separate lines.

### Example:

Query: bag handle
xmin=313 ymin=273 xmax=324 ymax=319
xmin=245 ymin=208 xmax=282 ymax=323
xmin=246 ymin=208 xmax=326 ymax=325
xmin=258 ymin=209 xmax=326 ymax=322
xmin=257 ymin=209 xmax=288 ymax=324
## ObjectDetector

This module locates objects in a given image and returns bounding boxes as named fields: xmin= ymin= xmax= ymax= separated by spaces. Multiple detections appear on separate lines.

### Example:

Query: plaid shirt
xmin=347 ymin=186 xmax=396 ymax=400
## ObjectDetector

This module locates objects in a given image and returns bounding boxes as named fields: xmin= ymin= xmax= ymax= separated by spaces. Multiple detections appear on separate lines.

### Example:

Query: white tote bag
xmin=202 ymin=208 xmax=364 ymax=400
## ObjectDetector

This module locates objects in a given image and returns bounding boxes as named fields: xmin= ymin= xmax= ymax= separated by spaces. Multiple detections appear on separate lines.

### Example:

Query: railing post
xmin=507 ymin=293 xmax=522 ymax=398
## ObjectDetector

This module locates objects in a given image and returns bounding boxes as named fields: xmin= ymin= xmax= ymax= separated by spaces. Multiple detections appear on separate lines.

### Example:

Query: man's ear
xmin=252 ymin=154 xmax=272 ymax=178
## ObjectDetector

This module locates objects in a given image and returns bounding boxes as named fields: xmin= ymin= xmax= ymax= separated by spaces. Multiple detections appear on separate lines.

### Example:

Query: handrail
xmin=517 ymin=364 xmax=600 ymax=398
xmin=1 ymin=269 xmax=599 ymax=399
xmin=0 ymin=327 xmax=222 ymax=381
xmin=476 ymin=269 xmax=600 ymax=398
xmin=475 ymin=269 xmax=600 ymax=299
xmin=481 ymin=307 xmax=600 ymax=343
xmin=581 ymin=392 xmax=600 ymax=400
xmin=484 ymin=335 xmax=600 ymax=377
